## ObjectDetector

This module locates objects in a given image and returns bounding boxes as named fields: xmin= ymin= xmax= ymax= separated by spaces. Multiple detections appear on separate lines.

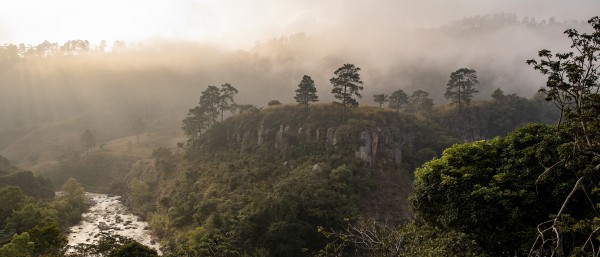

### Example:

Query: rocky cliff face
xmin=228 ymin=120 xmax=408 ymax=167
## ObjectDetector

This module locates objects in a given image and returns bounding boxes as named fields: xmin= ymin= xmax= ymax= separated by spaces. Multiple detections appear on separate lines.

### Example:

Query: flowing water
xmin=67 ymin=193 xmax=161 ymax=255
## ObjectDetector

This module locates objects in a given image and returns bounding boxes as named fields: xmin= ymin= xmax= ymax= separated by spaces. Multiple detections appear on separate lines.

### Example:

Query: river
xmin=66 ymin=193 xmax=162 ymax=255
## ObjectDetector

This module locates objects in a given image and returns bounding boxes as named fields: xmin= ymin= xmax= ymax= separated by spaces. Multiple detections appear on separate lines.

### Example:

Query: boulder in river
xmin=98 ymin=222 xmax=111 ymax=230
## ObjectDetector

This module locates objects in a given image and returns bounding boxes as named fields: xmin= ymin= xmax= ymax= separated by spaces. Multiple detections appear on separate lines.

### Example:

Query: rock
xmin=312 ymin=164 xmax=323 ymax=172
xmin=275 ymin=125 xmax=288 ymax=149
xmin=241 ymin=129 xmax=254 ymax=149
xmin=305 ymin=128 xmax=312 ymax=140
xmin=115 ymin=215 xmax=123 ymax=223
xmin=98 ymin=222 xmax=110 ymax=230
xmin=394 ymin=148 xmax=402 ymax=165
xmin=371 ymin=131 xmax=379 ymax=165
xmin=355 ymin=130 xmax=372 ymax=164
xmin=326 ymin=128 xmax=335 ymax=145
xmin=257 ymin=123 xmax=266 ymax=145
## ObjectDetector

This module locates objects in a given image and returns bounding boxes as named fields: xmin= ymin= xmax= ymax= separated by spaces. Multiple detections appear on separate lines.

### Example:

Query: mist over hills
xmin=0 ymin=13 xmax=582 ymax=167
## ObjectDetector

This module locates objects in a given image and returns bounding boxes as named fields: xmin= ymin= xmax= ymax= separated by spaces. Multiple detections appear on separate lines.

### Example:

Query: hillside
xmin=0 ymin=155 xmax=54 ymax=199
xmin=141 ymin=104 xmax=458 ymax=256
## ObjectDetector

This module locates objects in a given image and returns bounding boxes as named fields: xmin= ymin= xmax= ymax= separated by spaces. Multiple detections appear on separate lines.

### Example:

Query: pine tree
xmin=388 ymin=89 xmax=409 ymax=112
xmin=294 ymin=75 xmax=319 ymax=112
xmin=373 ymin=94 xmax=389 ymax=108
xmin=330 ymin=64 xmax=364 ymax=120
xmin=445 ymin=68 xmax=479 ymax=113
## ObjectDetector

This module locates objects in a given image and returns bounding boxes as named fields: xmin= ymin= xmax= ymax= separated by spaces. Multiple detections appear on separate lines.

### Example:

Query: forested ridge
xmin=0 ymin=14 xmax=598 ymax=257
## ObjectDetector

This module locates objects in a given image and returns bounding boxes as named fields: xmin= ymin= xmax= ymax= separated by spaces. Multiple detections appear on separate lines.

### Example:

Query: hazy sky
xmin=1 ymin=0 xmax=598 ymax=48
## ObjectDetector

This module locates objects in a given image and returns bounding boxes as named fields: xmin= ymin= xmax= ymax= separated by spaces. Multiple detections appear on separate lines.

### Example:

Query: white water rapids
xmin=66 ymin=193 xmax=162 ymax=255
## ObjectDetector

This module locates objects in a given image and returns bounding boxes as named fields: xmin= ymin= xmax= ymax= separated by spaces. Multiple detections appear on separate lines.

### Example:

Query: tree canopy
xmin=373 ymin=94 xmax=389 ymax=108
xmin=294 ymin=75 xmax=319 ymax=112
xmin=444 ymin=68 xmax=479 ymax=113
xmin=330 ymin=64 xmax=364 ymax=120
xmin=388 ymin=89 xmax=409 ymax=112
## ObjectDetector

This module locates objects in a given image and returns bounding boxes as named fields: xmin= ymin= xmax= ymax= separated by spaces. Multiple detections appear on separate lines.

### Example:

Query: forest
xmin=0 ymin=9 xmax=598 ymax=257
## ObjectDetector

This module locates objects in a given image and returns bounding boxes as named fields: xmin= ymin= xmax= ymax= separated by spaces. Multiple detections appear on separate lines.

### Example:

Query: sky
xmin=1 ymin=0 xmax=599 ymax=48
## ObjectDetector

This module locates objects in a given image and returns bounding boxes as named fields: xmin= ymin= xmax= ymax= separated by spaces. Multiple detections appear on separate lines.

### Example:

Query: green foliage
xmin=152 ymin=146 xmax=175 ymax=174
xmin=183 ymin=83 xmax=239 ymax=150
xmin=410 ymin=123 xmax=597 ymax=256
xmin=219 ymin=83 xmax=239 ymax=122
xmin=0 ymin=181 xmax=80 ymax=256
xmin=387 ymin=89 xmax=408 ymax=112
xmin=331 ymin=64 xmax=364 ymax=120
xmin=0 ymin=167 xmax=55 ymax=199
xmin=152 ymin=104 xmax=463 ymax=256
xmin=0 ymin=232 xmax=33 ymax=257
xmin=407 ymin=90 xmax=433 ymax=117
xmin=46 ymin=152 xmax=136 ymax=194
xmin=525 ymin=16 xmax=600 ymax=255
xmin=29 ymin=223 xmax=68 ymax=257
xmin=294 ymin=75 xmax=319 ymax=112
xmin=432 ymin=92 xmax=559 ymax=140
xmin=444 ymin=68 xmax=479 ymax=112
xmin=128 ymin=179 xmax=155 ymax=214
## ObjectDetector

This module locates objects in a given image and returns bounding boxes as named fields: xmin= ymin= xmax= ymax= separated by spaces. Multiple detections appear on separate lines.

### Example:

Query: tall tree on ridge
xmin=294 ymin=75 xmax=319 ymax=112
xmin=388 ymin=89 xmax=409 ymax=112
xmin=218 ymin=83 xmax=238 ymax=122
xmin=445 ymin=68 xmax=479 ymax=113
xmin=373 ymin=94 xmax=389 ymax=108
xmin=330 ymin=63 xmax=364 ymax=121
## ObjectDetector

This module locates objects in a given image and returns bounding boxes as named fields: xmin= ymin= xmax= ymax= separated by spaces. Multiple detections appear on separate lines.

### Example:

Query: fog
xmin=0 ymin=0 xmax=598 ymax=167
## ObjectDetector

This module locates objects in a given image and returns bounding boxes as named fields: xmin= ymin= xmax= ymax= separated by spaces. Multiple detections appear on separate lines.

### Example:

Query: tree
xmin=199 ymin=85 xmax=221 ymax=127
xmin=268 ymin=100 xmax=282 ymax=107
xmin=80 ymin=129 xmax=96 ymax=154
xmin=526 ymin=16 xmax=600 ymax=255
xmin=372 ymin=94 xmax=388 ymax=108
xmin=294 ymin=75 xmax=319 ymax=112
xmin=409 ymin=90 xmax=433 ymax=117
xmin=131 ymin=118 xmax=145 ymax=144
xmin=411 ymin=124 xmax=581 ymax=256
xmin=388 ymin=89 xmax=409 ymax=112
xmin=128 ymin=179 xmax=154 ymax=214
xmin=218 ymin=83 xmax=238 ymax=122
xmin=233 ymin=104 xmax=261 ymax=114
xmin=444 ymin=68 xmax=479 ymax=113
xmin=330 ymin=64 xmax=364 ymax=120
xmin=490 ymin=88 xmax=507 ymax=109
xmin=28 ymin=223 xmax=67 ymax=257
xmin=182 ymin=106 xmax=208 ymax=145
xmin=0 ymin=232 xmax=33 ymax=257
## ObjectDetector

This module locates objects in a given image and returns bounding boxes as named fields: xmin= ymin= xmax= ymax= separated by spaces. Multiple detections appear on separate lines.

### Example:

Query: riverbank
xmin=66 ymin=192 xmax=161 ymax=254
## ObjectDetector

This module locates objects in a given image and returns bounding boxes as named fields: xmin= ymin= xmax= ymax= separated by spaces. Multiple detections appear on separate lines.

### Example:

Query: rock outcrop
xmin=227 ymin=121 xmax=412 ymax=166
